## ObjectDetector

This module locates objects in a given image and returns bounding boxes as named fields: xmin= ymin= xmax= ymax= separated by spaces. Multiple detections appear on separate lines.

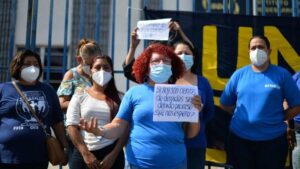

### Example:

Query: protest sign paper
xmin=153 ymin=84 xmax=199 ymax=122
xmin=137 ymin=18 xmax=171 ymax=40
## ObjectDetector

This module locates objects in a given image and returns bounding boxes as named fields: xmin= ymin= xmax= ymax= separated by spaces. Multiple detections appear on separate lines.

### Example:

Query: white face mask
xmin=178 ymin=54 xmax=194 ymax=70
xmin=82 ymin=65 xmax=91 ymax=75
xmin=249 ymin=48 xmax=268 ymax=67
xmin=21 ymin=65 xmax=40 ymax=83
xmin=92 ymin=69 xmax=112 ymax=86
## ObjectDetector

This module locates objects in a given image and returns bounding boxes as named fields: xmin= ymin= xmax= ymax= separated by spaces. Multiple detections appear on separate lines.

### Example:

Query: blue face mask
xmin=149 ymin=64 xmax=172 ymax=84
xmin=178 ymin=54 xmax=194 ymax=70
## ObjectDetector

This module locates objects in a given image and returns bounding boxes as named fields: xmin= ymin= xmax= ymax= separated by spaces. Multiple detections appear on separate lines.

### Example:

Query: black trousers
xmin=70 ymin=142 xmax=124 ymax=169
xmin=227 ymin=131 xmax=288 ymax=169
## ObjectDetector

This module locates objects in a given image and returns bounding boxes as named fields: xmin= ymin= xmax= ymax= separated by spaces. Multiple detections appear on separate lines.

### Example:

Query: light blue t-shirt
xmin=292 ymin=72 xmax=300 ymax=123
xmin=220 ymin=65 xmax=300 ymax=141
xmin=116 ymin=83 xmax=186 ymax=169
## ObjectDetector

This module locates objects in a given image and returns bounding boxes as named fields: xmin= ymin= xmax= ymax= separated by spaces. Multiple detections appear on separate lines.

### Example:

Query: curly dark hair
xmin=132 ymin=44 xmax=185 ymax=84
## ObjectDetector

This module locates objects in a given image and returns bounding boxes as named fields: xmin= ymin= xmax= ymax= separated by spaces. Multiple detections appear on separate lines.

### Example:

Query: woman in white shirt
xmin=66 ymin=55 xmax=128 ymax=169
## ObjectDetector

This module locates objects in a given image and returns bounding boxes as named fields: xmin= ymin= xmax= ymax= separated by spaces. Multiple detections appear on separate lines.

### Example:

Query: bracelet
xmin=99 ymin=126 xmax=107 ymax=138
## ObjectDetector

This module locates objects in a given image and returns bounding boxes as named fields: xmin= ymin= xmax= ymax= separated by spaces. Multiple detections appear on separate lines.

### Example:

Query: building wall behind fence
xmin=70 ymin=0 xmax=111 ymax=67
xmin=0 ymin=0 xmax=14 ymax=82
xmin=0 ymin=0 xmax=299 ymax=92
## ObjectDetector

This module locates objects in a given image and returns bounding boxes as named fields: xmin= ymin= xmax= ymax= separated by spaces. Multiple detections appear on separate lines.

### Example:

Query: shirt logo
xmin=15 ymin=91 xmax=49 ymax=127
xmin=264 ymin=84 xmax=281 ymax=90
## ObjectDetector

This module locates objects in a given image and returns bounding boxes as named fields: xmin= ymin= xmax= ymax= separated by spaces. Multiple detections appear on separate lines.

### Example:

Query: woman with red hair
xmin=132 ymin=43 xmax=184 ymax=84
xmin=80 ymin=44 xmax=203 ymax=169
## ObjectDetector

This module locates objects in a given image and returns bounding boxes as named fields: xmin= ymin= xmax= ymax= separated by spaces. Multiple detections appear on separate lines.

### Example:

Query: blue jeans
xmin=228 ymin=131 xmax=288 ymax=169
xmin=293 ymin=132 xmax=300 ymax=169
xmin=186 ymin=147 xmax=206 ymax=169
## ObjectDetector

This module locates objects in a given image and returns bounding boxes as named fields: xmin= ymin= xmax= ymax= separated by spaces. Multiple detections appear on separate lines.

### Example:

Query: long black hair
xmin=92 ymin=55 xmax=121 ymax=120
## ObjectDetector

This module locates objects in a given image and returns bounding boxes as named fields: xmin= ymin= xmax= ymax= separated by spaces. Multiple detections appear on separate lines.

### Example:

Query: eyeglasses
xmin=150 ymin=58 xmax=172 ymax=65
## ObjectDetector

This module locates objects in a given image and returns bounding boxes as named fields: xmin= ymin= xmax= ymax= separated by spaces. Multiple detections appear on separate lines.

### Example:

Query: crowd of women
xmin=1 ymin=20 xmax=300 ymax=169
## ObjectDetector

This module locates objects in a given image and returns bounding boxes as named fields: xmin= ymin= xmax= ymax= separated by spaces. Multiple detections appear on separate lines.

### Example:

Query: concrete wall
xmin=14 ymin=0 xmax=194 ymax=92
xmin=15 ymin=0 xmax=73 ymax=46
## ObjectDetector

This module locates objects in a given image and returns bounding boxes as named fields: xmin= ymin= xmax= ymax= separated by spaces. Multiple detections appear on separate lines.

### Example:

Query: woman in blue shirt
xmin=220 ymin=35 xmax=300 ymax=169
xmin=291 ymin=72 xmax=300 ymax=169
xmin=174 ymin=41 xmax=214 ymax=169
xmin=0 ymin=50 xmax=68 ymax=169
xmin=80 ymin=44 xmax=203 ymax=169
xmin=124 ymin=24 xmax=214 ymax=169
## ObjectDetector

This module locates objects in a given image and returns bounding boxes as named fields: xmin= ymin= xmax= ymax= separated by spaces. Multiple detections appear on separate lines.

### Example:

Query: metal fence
xmin=0 ymin=0 xmax=299 ymax=168
xmin=1 ymin=0 xmax=299 ymax=84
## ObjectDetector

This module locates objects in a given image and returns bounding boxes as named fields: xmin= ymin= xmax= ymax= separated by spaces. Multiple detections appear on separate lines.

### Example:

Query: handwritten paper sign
xmin=137 ymin=18 xmax=171 ymax=40
xmin=153 ymin=84 xmax=199 ymax=122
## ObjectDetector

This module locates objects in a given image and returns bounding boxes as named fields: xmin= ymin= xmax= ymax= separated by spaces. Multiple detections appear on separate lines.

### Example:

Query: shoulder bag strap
xmin=12 ymin=81 xmax=50 ymax=137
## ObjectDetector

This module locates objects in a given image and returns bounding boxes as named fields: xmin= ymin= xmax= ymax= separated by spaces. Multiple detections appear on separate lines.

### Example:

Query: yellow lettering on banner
xmin=203 ymin=26 xmax=252 ymax=106
xmin=237 ymin=27 xmax=252 ymax=69
xmin=202 ymin=26 xmax=229 ymax=91
xmin=214 ymin=96 xmax=220 ymax=106
xmin=203 ymin=26 xmax=300 ymax=106
xmin=265 ymin=26 xmax=300 ymax=71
